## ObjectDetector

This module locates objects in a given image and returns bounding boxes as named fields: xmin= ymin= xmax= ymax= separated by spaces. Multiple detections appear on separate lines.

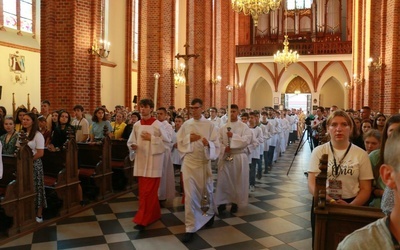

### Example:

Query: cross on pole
xmin=175 ymin=43 xmax=199 ymax=111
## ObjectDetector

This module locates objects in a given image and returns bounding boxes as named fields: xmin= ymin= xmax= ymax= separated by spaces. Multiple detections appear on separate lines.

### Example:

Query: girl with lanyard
xmin=72 ymin=105 xmax=89 ymax=142
xmin=307 ymin=110 xmax=374 ymax=246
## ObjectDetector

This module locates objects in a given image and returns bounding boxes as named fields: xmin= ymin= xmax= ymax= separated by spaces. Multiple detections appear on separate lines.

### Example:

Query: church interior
xmin=0 ymin=0 xmax=399 ymax=249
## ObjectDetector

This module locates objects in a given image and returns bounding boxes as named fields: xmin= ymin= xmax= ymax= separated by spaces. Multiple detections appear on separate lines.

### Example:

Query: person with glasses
xmin=177 ymin=98 xmax=220 ymax=243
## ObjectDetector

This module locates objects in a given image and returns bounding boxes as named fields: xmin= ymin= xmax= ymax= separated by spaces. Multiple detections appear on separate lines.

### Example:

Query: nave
xmin=0 ymin=139 xmax=313 ymax=250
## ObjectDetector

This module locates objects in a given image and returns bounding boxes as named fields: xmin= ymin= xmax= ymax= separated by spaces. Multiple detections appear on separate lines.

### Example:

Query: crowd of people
xmin=0 ymin=100 xmax=399 ymax=247
xmin=125 ymin=98 xmax=306 ymax=242
xmin=306 ymin=105 xmax=400 ymax=249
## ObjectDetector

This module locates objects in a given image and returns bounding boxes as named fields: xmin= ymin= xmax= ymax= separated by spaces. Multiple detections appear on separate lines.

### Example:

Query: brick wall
xmin=384 ymin=0 xmax=400 ymax=114
xmin=41 ymin=0 xmax=101 ymax=114
xmin=353 ymin=0 xmax=400 ymax=114
xmin=186 ymin=0 xmax=212 ymax=109
xmin=138 ymin=0 xmax=174 ymax=110
xmin=215 ymin=0 xmax=237 ymax=109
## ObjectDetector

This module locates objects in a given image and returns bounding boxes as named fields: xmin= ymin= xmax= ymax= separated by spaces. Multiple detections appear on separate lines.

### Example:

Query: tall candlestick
xmin=154 ymin=73 xmax=160 ymax=111
xmin=226 ymin=85 xmax=233 ymax=128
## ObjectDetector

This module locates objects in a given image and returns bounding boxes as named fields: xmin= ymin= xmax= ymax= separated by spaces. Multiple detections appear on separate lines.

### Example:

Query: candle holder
xmin=368 ymin=57 xmax=384 ymax=71
xmin=88 ymin=39 xmax=110 ymax=59
xmin=225 ymin=127 xmax=233 ymax=162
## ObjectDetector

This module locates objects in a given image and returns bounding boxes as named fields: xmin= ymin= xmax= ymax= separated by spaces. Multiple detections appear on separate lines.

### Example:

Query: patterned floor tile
xmin=0 ymin=140 xmax=313 ymax=250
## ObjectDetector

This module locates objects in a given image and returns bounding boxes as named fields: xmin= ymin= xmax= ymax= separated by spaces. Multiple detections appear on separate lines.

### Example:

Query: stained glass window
xmin=3 ymin=0 xmax=33 ymax=33
xmin=20 ymin=0 xmax=33 ymax=32
xmin=3 ymin=1 xmax=17 ymax=29
xmin=287 ymin=0 xmax=312 ymax=10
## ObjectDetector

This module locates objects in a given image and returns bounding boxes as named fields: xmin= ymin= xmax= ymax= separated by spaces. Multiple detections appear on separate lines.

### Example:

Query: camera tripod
xmin=286 ymin=126 xmax=312 ymax=176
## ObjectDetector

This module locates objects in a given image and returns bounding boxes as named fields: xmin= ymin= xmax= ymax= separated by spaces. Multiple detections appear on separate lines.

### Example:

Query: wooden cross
xmin=175 ymin=43 xmax=199 ymax=111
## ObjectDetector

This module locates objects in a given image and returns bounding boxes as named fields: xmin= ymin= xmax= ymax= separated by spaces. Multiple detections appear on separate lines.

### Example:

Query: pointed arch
xmin=319 ymin=76 xmax=345 ymax=108
xmin=285 ymin=76 xmax=311 ymax=93
xmin=250 ymin=77 xmax=274 ymax=110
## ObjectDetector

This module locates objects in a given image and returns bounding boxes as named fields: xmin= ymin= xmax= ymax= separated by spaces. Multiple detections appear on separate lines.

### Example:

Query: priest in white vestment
xmin=177 ymin=98 xmax=220 ymax=243
xmin=215 ymin=104 xmax=252 ymax=214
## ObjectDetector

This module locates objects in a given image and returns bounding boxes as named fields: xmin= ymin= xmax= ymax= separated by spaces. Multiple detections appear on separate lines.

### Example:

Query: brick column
xmin=41 ymin=0 xmax=101 ymax=113
xmin=186 ymin=0 xmax=213 ymax=107
xmin=138 ymin=0 xmax=175 ymax=109
xmin=360 ymin=0 xmax=400 ymax=114
xmin=125 ymin=0 xmax=133 ymax=109
xmin=215 ymin=0 xmax=237 ymax=108
xmin=381 ymin=0 xmax=400 ymax=114
xmin=351 ymin=0 xmax=364 ymax=110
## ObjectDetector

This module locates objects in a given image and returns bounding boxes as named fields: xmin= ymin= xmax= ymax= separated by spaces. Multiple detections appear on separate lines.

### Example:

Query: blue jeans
xmin=263 ymin=151 xmax=269 ymax=172
xmin=267 ymin=146 xmax=275 ymax=167
xmin=257 ymin=156 xmax=263 ymax=176
xmin=249 ymin=159 xmax=257 ymax=186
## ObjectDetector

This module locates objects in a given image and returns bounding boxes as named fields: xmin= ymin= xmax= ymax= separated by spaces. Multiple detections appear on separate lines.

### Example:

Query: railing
xmin=236 ymin=41 xmax=352 ymax=57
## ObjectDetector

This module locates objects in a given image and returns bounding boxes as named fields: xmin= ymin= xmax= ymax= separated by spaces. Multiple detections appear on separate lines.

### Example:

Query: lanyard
xmin=329 ymin=141 xmax=352 ymax=177
xmin=74 ymin=118 xmax=82 ymax=131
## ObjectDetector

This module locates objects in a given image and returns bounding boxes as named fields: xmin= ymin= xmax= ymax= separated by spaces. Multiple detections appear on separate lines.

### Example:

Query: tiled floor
xmin=0 ymin=137 xmax=313 ymax=250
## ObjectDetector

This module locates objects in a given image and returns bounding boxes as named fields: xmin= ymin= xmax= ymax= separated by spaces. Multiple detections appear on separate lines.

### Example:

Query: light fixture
xmin=352 ymin=73 xmax=363 ymax=85
xmin=88 ymin=39 xmax=111 ymax=59
xmin=344 ymin=82 xmax=353 ymax=90
xmin=234 ymin=82 xmax=243 ymax=89
xmin=173 ymin=63 xmax=186 ymax=88
xmin=294 ymin=90 xmax=300 ymax=95
xmin=273 ymin=8 xmax=299 ymax=70
xmin=231 ymin=0 xmax=281 ymax=27
xmin=344 ymin=74 xmax=363 ymax=90
xmin=211 ymin=75 xmax=222 ymax=85
xmin=368 ymin=57 xmax=384 ymax=71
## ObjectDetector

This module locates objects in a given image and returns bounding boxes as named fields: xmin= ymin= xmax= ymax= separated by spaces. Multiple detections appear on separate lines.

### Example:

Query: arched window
xmin=2 ymin=0 xmax=34 ymax=33
xmin=286 ymin=0 xmax=312 ymax=10
xmin=132 ymin=0 xmax=139 ymax=62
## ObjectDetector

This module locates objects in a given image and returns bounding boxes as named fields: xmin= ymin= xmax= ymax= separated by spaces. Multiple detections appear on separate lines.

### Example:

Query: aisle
xmin=0 ymin=138 xmax=313 ymax=250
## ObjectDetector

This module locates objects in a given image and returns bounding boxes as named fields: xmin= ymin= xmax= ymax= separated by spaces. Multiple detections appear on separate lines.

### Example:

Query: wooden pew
xmin=41 ymin=130 xmax=81 ymax=217
xmin=64 ymin=135 xmax=82 ymax=214
xmin=15 ymin=135 xmax=37 ymax=233
xmin=313 ymin=154 xmax=384 ymax=250
xmin=42 ymin=149 xmax=68 ymax=216
xmin=0 ymin=155 xmax=18 ymax=236
xmin=78 ymin=135 xmax=113 ymax=200
xmin=110 ymin=139 xmax=135 ymax=191
xmin=0 ymin=133 xmax=36 ymax=236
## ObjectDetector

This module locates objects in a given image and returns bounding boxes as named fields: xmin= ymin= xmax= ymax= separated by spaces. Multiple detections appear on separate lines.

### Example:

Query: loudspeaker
xmin=133 ymin=95 xmax=137 ymax=104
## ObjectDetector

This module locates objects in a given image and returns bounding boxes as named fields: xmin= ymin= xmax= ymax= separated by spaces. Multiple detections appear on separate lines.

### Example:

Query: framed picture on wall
xmin=274 ymin=97 xmax=279 ymax=104
xmin=9 ymin=52 xmax=25 ymax=72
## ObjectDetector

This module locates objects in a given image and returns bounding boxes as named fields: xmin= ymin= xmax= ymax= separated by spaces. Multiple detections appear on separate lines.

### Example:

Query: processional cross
xmin=175 ymin=43 xmax=199 ymax=111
